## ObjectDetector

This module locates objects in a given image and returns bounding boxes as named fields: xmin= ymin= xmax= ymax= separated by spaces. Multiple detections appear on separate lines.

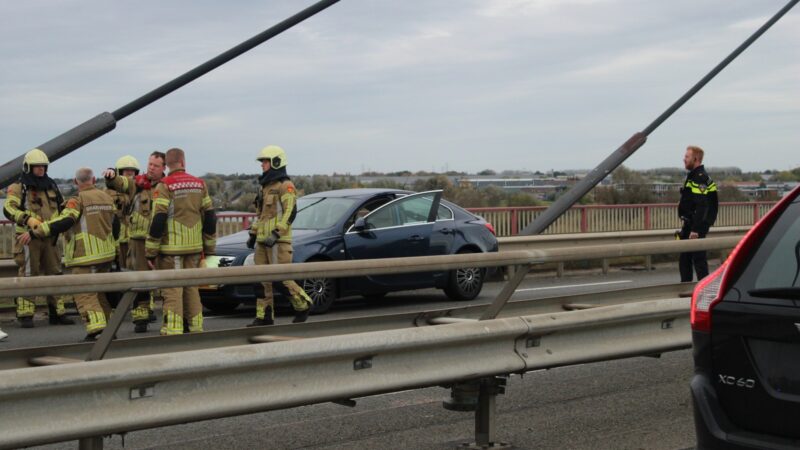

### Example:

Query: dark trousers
xmin=679 ymin=225 xmax=708 ymax=282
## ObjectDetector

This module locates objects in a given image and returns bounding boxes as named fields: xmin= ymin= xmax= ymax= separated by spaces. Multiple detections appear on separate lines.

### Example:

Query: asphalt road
xmin=1 ymin=266 xmax=700 ymax=449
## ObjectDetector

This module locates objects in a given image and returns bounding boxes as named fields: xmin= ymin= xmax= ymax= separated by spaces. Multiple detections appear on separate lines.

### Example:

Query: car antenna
xmin=520 ymin=0 xmax=799 ymax=235
xmin=0 ymin=0 xmax=340 ymax=189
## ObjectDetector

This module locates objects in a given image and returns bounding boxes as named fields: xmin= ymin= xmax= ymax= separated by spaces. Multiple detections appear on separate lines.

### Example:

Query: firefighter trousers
xmin=70 ymin=263 xmax=113 ymax=335
xmin=157 ymin=253 xmax=203 ymax=335
xmin=13 ymin=236 xmax=70 ymax=319
xmin=128 ymin=238 xmax=160 ymax=322
xmin=254 ymin=241 xmax=312 ymax=320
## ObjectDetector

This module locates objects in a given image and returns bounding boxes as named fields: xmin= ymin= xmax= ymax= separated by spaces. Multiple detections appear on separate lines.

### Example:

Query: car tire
xmin=444 ymin=250 xmax=485 ymax=301
xmin=201 ymin=298 xmax=242 ymax=315
xmin=302 ymin=276 xmax=337 ymax=314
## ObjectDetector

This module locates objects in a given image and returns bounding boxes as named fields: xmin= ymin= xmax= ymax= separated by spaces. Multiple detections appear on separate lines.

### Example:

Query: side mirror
xmin=353 ymin=217 xmax=368 ymax=232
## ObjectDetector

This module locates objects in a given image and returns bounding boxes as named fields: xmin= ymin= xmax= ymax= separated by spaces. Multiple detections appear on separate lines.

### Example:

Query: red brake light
xmin=484 ymin=222 xmax=496 ymax=236
xmin=691 ymin=265 xmax=726 ymax=332
xmin=690 ymin=186 xmax=800 ymax=332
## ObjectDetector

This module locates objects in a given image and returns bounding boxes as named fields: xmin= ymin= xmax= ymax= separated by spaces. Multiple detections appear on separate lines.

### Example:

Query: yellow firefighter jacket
xmin=251 ymin=179 xmax=297 ymax=244
xmin=33 ymin=186 xmax=118 ymax=267
xmin=4 ymin=182 xmax=61 ymax=234
xmin=145 ymin=169 xmax=216 ymax=257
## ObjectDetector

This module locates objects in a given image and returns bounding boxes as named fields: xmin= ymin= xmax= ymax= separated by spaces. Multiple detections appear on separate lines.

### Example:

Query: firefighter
xmin=107 ymin=155 xmax=139 ymax=271
xmin=21 ymin=167 xmax=119 ymax=341
xmin=104 ymin=151 xmax=165 ymax=332
xmin=678 ymin=145 xmax=718 ymax=282
xmin=145 ymin=148 xmax=216 ymax=335
xmin=247 ymin=145 xmax=313 ymax=327
xmin=3 ymin=149 xmax=74 ymax=327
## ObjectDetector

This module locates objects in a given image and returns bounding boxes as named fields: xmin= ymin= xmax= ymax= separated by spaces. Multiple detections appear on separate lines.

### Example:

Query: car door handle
xmin=439 ymin=228 xmax=455 ymax=235
xmin=407 ymin=235 xmax=424 ymax=241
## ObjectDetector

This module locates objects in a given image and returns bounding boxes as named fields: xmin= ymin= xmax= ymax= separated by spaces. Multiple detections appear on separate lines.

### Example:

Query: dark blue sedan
xmin=200 ymin=188 xmax=498 ymax=314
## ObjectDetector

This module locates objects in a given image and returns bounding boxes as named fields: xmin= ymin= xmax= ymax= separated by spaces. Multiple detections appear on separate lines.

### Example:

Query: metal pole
xmin=520 ymin=0 xmax=799 ymax=236
xmin=0 ymin=0 xmax=341 ymax=190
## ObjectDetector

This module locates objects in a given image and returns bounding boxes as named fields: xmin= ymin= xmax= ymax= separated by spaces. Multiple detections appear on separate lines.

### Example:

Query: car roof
xmin=302 ymin=188 xmax=412 ymax=199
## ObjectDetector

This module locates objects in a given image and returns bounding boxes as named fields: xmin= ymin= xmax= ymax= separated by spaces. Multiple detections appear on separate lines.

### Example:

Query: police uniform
xmin=145 ymin=168 xmax=216 ymax=335
xmin=678 ymin=164 xmax=718 ymax=282
xmin=106 ymin=162 xmax=162 ymax=330
xmin=32 ymin=184 xmax=118 ymax=338
xmin=248 ymin=145 xmax=313 ymax=326
xmin=2 ymin=149 xmax=74 ymax=327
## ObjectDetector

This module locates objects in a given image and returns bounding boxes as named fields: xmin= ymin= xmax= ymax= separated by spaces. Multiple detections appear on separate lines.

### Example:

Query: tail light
xmin=691 ymin=265 xmax=726 ymax=332
xmin=691 ymin=187 xmax=800 ymax=332
xmin=484 ymin=222 xmax=496 ymax=236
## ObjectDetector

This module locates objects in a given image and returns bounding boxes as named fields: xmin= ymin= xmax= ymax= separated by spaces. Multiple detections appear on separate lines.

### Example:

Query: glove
xmin=246 ymin=234 xmax=256 ymax=249
xmin=26 ymin=217 xmax=42 ymax=229
xmin=264 ymin=231 xmax=280 ymax=248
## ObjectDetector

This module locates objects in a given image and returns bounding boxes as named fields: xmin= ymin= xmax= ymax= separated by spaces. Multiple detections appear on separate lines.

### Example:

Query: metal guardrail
xmin=0 ymin=237 xmax=739 ymax=298
xmin=0 ymin=282 xmax=690 ymax=371
xmin=0 ymin=297 xmax=689 ymax=448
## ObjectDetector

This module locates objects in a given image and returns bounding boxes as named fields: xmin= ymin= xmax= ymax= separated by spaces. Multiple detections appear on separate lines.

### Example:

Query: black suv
xmin=691 ymin=185 xmax=800 ymax=449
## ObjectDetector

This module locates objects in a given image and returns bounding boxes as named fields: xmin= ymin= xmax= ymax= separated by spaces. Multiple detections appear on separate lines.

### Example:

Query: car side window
xmin=436 ymin=203 xmax=453 ymax=221
xmin=365 ymin=194 xmax=437 ymax=230
xmin=343 ymin=197 xmax=394 ymax=231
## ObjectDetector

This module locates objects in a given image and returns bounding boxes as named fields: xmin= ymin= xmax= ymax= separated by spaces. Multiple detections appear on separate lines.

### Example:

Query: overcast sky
xmin=1 ymin=0 xmax=798 ymax=179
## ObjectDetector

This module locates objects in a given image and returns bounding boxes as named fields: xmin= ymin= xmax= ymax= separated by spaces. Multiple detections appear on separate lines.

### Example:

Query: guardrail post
xmin=602 ymin=258 xmax=609 ymax=275
xmin=445 ymin=377 xmax=510 ymax=449
xmin=557 ymin=262 xmax=564 ymax=278
xmin=78 ymin=436 xmax=103 ymax=450
xmin=86 ymin=289 xmax=147 ymax=362
xmin=645 ymin=255 xmax=652 ymax=272
xmin=480 ymin=264 xmax=530 ymax=321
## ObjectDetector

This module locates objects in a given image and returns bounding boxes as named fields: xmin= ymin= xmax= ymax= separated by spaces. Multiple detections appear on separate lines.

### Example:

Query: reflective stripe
xmin=23 ymin=245 xmax=31 ymax=277
xmin=162 ymin=310 xmax=183 ymax=335
xmin=16 ymin=297 xmax=36 ymax=317
xmin=86 ymin=310 xmax=107 ymax=334
xmin=188 ymin=313 xmax=203 ymax=333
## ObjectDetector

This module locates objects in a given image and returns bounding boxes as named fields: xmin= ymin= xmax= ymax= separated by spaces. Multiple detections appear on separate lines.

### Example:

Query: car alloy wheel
xmin=302 ymin=277 xmax=336 ymax=314
xmin=455 ymin=267 xmax=482 ymax=297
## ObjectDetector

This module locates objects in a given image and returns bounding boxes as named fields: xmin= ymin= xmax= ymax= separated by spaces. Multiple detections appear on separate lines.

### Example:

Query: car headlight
xmin=243 ymin=253 xmax=255 ymax=266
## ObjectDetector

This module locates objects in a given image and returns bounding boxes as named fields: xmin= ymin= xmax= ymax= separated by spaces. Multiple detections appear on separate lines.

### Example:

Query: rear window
xmin=737 ymin=201 xmax=800 ymax=294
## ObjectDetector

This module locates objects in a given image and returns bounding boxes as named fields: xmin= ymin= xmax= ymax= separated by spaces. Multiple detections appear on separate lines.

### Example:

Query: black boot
xmin=292 ymin=308 xmax=310 ymax=324
xmin=134 ymin=320 xmax=148 ymax=333
xmin=247 ymin=305 xmax=274 ymax=327
xmin=247 ymin=317 xmax=274 ymax=327
xmin=83 ymin=331 xmax=101 ymax=342
xmin=55 ymin=315 xmax=75 ymax=325
xmin=48 ymin=304 xmax=58 ymax=325
xmin=148 ymin=309 xmax=157 ymax=323
xmin=19 ymin=316 xmax=34 ymax=328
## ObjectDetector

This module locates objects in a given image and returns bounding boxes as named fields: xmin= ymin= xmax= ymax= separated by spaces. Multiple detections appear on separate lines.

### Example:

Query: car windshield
xmin=293 ymin=197 xmax=357 ymax=229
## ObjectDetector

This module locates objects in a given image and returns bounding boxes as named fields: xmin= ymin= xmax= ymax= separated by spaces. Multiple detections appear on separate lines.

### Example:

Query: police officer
xmin=247 ymin=145 xmax=313 ymax=326
xmin=3 ymin=149 xmax=74 ymax=327
xmin=145 ymin=148 xmax=216 ymax=335
xmin=104 ymin=151 xmax=165 ymax=332
xmin=22 ymin=168 xmax=119 ymax=341
xmin=678 ymin=145 xmax=718 ymax=282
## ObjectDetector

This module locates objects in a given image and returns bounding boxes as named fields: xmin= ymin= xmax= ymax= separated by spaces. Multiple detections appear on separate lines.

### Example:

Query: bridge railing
xmin=469 ymin=201 xmax=775 ymax=236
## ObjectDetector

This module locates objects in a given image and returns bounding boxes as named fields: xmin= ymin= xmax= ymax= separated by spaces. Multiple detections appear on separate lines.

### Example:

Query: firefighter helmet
xmin=22 ymin=149 xmax=49 ymax=174
xmin=256 ymin=145 xmax=287 ymax=170
xmin=115 ymin=155 xmax=141 ymax=175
